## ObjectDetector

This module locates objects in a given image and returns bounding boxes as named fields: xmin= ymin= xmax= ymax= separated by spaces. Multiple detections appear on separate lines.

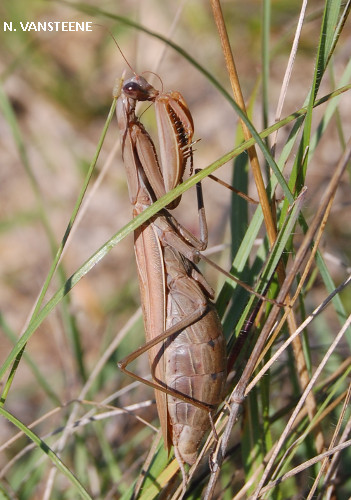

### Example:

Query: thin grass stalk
xmin=0 ymin=407 xmax=92 ymax=500
xmin=209 ymin=0 xmax=279 ymax=247
xmin=205 ymin=133 xmax=351 ymax=499
xmin=308 ymin=384 xmax=351 ymax=498
xmin=209 ymin=0 xmax=326 ymax=480
xmin=0 ymin=90 xmax=119 ymax=404
xmin=250 ymin=137 xmax=351 ymax=497
xmin=2 ymin=5 xmax=351 ymax=495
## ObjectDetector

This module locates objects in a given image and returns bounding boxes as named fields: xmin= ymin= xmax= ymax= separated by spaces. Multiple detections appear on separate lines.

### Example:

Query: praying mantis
xmin=116 ymin=73 xmax=227 ymax=468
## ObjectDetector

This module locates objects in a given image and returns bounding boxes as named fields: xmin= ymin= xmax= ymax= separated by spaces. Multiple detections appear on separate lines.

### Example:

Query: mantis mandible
xmin=116 ymin=74 xmax=227 ymax=467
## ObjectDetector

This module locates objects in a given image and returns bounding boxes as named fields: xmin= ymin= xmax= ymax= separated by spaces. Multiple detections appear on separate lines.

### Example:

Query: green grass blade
xmin=0 ymin=407 xmax=93 ymax=500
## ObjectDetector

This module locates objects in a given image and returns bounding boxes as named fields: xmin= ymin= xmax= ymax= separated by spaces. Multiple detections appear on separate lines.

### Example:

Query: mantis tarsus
xmin=116 ymin=73 xmax=227 ymax=468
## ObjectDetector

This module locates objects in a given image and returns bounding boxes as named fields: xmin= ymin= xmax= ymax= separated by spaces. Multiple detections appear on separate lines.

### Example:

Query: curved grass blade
xmin=0 ymin=407 xmax=92 ymax=500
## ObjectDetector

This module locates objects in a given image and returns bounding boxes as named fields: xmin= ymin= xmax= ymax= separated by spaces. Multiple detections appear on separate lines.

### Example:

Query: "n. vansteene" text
xmin=3 ymin=21 xmax=93 ymax=32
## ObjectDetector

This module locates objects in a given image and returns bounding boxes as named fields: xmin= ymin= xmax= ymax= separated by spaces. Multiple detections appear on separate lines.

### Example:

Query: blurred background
xmin=1 ymin=0 xmax=350 ymax=496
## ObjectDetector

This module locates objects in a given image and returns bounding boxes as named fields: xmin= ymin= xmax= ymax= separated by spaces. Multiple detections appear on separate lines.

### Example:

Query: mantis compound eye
xmin=123 ymin=76 xmax=158 ymax=101
xmin=123 ymin=81 xmax=140 ymax=93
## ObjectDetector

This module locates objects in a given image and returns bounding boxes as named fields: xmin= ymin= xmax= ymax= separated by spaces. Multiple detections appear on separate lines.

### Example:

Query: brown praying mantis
xmin=114 ymin=64 xmax=280 ymax=483
xmin=116 ymin=73 xmax=227 ymax=468
xmin=114 ymin=62 xmax=279 ymax=474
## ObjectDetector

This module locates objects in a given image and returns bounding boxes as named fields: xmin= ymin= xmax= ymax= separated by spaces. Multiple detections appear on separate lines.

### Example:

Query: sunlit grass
xmin=0 ymin=1 xmax=351 ymax=499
